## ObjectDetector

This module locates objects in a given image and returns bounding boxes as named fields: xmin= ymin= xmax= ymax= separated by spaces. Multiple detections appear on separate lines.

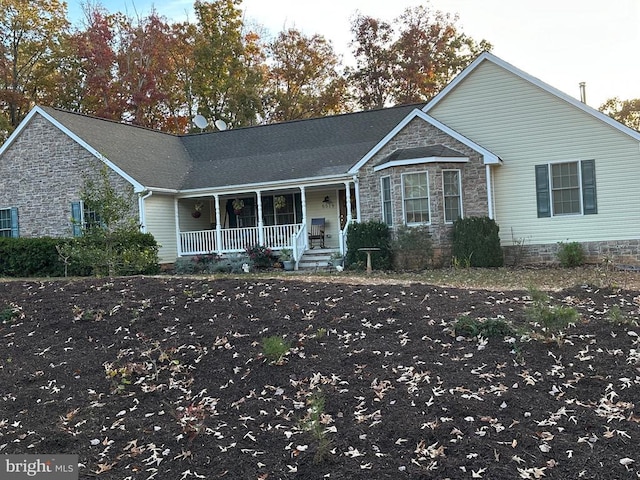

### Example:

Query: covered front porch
xmin=176 ymin=181 xmax=357 ymax=263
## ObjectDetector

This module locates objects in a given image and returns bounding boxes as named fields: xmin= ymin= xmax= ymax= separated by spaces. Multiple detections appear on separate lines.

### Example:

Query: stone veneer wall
xmin=503 ymin=240 xmax=640 ymax=266
xmin=357 ymin=117 xmax=490 ymax=264
xmin=0 ymin=114 xmax=138 ymax=238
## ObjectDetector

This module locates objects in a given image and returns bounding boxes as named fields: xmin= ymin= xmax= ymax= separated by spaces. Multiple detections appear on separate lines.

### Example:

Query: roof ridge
xmin=40 ymin=105 xmax=179 ymax=137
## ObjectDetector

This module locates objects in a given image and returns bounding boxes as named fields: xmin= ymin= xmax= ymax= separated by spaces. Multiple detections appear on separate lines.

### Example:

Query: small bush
xmin=246 ymin=245 xmax=275 ymax=269
xmin=391 ymin=224 xmax=433 ymax=271
xmin=345 ymin=220 xmax=391 ymax=271
xmin=454 ymin=316 xmax=513 ymax=338
xmin=557 ymin=241 xmax=585 ymax=267
xmin=452 ymin=216 xmax=503 ymax=267
xmin=525 ymin=286 xmax=579 ymax=334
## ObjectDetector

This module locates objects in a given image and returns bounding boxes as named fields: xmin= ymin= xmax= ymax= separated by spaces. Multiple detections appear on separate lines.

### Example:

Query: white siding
xmin=429 ymin=60 xmax=640 ymax=246
xmin=144 ymin=194 xmax=178 ymax=263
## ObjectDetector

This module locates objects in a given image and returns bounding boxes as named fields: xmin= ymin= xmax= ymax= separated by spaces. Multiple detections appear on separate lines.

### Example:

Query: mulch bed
xmin=0 ymin=276 xmax=639 ymax=479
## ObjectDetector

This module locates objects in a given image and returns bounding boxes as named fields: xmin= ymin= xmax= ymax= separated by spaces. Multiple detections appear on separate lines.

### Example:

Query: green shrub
xmin=245 ymin=245 xmax=275 ymax=269
xmin=391 ymin=224 xmax=433 ymax=271
xmin=70 ymin=231 xmax=160 ymax=276
xmin=557 ymin=241 xmax=585 ymax=267
xmin=452 ymin=216 xmax=503 ymax=267
xmin=525 ymin=286 xmax=579 ymax=334
xmin=0 ymin=237 xmax=82 ymax=277
xmin=261 ymin=335 xmax=291 ymax=364
xmin=454 ymin=316 xmax=513 ymax=338
xmin=345 ymin=220 xmax=391 ymax=271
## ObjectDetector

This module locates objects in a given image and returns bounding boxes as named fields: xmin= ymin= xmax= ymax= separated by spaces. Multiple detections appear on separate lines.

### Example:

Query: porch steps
xmin=297 ymin=248 xmax=339 ymax=271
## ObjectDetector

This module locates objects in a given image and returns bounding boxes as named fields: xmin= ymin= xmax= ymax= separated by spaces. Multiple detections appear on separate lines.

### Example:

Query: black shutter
xmin=581 ymin=159 xmax=597 ymax=215
xmin=535 ymin=164 xmax=551 ymax=218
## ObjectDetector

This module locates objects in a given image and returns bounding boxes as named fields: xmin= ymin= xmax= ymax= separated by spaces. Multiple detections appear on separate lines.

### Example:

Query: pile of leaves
xmin=1 ymin=276 xmax=639 ymax=479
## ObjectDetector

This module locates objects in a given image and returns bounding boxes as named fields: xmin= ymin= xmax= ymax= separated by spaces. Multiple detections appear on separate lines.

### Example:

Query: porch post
xmin=256 ymin=190 xmax=264 ymax=245
xmin=214 ymin=194 xmax=223 ymax=254
xmin=300 ymin=186 xmax=307 ymax=256
xmin=344 ymin=180 xmax=353 ymax=223
xmin=300 ymin=186 xmax=307 ymax=224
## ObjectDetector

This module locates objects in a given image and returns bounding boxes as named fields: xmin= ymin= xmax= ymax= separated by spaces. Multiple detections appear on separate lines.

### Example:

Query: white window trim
xmin=373 ymin=156 xmax=468 ymax=172
xmin=549 ymin=159 xmax=583 ymax=216
xmin=442 ymin=169 xmax=463 ymax=224
xmin=401 ymin=171 xmax=431 ymax=225
xmin=380 ymin=176 xmax=393 ymax=226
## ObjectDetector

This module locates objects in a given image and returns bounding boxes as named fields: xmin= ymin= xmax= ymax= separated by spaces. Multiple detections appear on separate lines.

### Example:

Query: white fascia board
xmin=349 ymin=108 xmax=500 ymax=174
xmin=26 ymin=106 xmax=147 ymax=193
xmin=0 ymin=106 xmax=41 ymax=156
xmin=176 ymin=172 xmax=353 ymax=198
xmin=373 ymin=156 xmax=469 ymax=172
xmin=424 ymin=52 xmax=640 ymax=143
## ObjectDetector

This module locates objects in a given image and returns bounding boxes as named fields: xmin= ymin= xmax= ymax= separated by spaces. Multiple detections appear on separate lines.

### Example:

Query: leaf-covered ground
xmin=1 ymin=275 xmax=639 ymax=479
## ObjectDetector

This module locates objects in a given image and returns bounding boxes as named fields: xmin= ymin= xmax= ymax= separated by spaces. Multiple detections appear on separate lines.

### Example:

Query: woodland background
xmin=1 ymin=0 xmax=637 ymax=142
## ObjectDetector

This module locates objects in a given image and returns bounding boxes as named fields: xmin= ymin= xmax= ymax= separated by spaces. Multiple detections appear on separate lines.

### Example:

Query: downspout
xmin=138 ymin=190 xmax=152 ymax=233
xmin=485 ymin=165 xmax=494 ymax=219
xmin=353 ymin=175 xmax=361 ymax=221
xmin=174 ymin=198 xmax=182 ymax=256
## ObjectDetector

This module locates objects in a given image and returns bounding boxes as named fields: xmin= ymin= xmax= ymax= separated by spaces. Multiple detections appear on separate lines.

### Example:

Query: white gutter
xmin=486 ymin=165 xmax=494 ymax=219
xmin=176 ymin=172 xmax=354 ymax=197
xmin=138 ymin=190 xmax=153 ymax=232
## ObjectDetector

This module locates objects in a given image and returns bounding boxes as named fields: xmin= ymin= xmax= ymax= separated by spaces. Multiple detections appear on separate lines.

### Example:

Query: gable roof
xmin=424 ymin=52 xmax=640 ymax=142
xmin=2 ymin=104 xmax=421 ymax=193
xmin=349 ymin=108 xmax=500 ymax=174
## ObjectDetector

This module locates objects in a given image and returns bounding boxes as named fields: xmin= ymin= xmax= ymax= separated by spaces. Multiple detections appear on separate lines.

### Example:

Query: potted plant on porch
xmin=274 ymin=195 xmax=287 ymax=210
xmin=279 ymin=248 xmax=294 ymax=271
xmin=328 ymin=251 xmax=344 ymax=270
xmin=232 ymin=198 xmax=244 ymax=214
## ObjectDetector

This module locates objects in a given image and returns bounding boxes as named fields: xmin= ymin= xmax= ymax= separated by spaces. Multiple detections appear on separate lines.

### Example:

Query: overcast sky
xmin=67 ymin=0 xmax=640 ymax=108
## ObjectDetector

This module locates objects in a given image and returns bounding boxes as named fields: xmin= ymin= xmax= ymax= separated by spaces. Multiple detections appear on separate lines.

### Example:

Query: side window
xmin=402 ymin=172 xmax=430 ymax=224
xmin=535 ymin=160 xmax=597 ymax=217
xmin=71 ymin=201 xmax=102 ymax=236
xmin=442 ymin=170 xmax=462 ymax=223
xmin=381 ymin=176 xmax=392 ymax=226
xmin=0 ymin=207 xmax=19 ymax=238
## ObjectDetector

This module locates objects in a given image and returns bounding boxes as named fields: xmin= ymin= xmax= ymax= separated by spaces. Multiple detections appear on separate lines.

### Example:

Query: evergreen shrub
xmin=452 ymin=216 xmax=503 ymax=267
xmin=345 ymin=220 xmax=391 ymax=271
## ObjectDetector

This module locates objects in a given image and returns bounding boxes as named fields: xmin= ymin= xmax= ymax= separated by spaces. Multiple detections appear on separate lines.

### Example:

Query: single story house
xmin=2 ymin=52 xmax=640 ymax=267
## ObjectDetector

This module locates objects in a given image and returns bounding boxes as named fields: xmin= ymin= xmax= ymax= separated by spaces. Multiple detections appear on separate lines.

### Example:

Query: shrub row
xmin=0 ymin=232 xmax=159 ymax=278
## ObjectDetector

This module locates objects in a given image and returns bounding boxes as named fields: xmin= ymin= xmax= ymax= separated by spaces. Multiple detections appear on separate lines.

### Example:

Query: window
xmin=262 ymin=193 xmax=299 ymax=226
xmin=381 ymin=176 xmax=392 ymax=225
xmin=0 ymin=207 xmax=18 ymax=238
xmin=535 ymin=160 xmax=597 ymax=217
xmin=442 ymin=170 xmax=462 ymax=223
xmin=402 ymin=172 xmax=430 ymax=224
xmin=71 ymin=201 xmax=102 ymax=236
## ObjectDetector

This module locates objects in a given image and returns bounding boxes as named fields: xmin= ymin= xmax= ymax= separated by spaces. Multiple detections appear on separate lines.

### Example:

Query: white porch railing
xmin=180 ymin=230 xmax=217 ymax=255
xmin=179 ymin=223 xmax=303 ymax=256
xmin=292 ymin=223 xmax=307 ymax=268
xmin=264 ymin=224 xmax=302 ymax=249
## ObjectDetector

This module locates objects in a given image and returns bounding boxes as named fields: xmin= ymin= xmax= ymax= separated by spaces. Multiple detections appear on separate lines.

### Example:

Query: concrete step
xmin=297 ymin=248 xmax=339 ymax=271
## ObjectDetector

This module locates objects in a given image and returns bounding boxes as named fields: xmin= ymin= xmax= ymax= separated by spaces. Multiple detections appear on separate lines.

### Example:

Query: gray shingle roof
xmin=41 ymin=104 xmax=422 ymax=191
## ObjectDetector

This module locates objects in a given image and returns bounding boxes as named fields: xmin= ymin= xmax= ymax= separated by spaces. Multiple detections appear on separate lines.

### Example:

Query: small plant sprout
xmin=301 ymin=391 xmax=333 ymax=463
xmin=261 ymin=335 xmax=291 ymax=364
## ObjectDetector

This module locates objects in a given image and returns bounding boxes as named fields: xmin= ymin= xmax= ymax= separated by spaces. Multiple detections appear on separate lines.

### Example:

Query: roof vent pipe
xmin=579 ymin=82 xmax=587 ymax=104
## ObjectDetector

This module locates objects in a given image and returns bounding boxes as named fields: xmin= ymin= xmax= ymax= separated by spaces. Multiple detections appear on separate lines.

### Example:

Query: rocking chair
xmin=308 ymin=218 xmax=325 ymax=249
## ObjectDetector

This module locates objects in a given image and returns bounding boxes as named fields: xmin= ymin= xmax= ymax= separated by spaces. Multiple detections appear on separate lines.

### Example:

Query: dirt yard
xmin=1 ymin=273 xmax=639 ymax=479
